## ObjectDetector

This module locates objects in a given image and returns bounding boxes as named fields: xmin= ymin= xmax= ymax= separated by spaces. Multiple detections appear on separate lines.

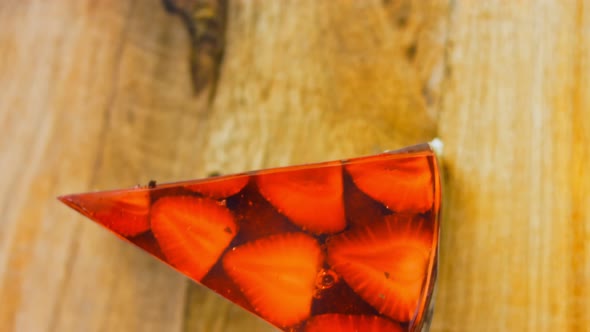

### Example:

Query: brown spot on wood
xmin=406 ymin=42 xmax=417 ymax=60
xmin=162 ymin=0 xmax=228 ymax=96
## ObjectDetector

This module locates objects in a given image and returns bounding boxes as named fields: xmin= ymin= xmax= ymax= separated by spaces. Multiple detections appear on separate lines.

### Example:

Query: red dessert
xmin=223 ymin=232 xmax=323 ymax=327
xmin=305 ymin=314 xmax=405 ymax=332
xmin=151 ymin=195 xmax=238 ymax=282
xmin=59 ymin=142 xmax=441 ymax=331
xmin=256 ymin=162 xmax=346 ymax=234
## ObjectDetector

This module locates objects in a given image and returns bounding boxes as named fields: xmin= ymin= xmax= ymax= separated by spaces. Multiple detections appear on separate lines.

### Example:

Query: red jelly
xmin=59 ymin=142 xmax=442 ymax=332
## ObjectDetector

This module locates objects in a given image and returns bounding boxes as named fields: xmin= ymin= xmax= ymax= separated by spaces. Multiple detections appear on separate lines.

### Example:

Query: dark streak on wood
xmin=162 ymin=0 xmax=228 ymax=99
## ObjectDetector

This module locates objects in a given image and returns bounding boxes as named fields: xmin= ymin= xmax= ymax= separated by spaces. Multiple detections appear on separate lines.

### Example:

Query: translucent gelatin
xmin=59 ymin=143 xmax=441 ymax=332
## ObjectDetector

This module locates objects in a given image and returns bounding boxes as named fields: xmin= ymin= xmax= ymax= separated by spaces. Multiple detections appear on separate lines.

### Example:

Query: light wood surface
xmin=0 ymin=1 xmax=588 ymax=331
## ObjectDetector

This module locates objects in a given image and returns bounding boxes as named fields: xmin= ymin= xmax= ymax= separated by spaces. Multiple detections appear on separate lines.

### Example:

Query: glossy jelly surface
xmin=59 ymin=143 xmax=441 ymax=332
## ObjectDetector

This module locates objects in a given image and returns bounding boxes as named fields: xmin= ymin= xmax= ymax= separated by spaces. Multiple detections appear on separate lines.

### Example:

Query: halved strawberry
xmin=222 ymin=232 xmax=323 ymax=328
xmin=326 ymin=214 xmax=435 ymax=322
xmin=59 ymin=190 xmax=151 ymax=237
xmin=255 ymin=163 xmax=346 ymax=234
xmin=151 ymin=196 xmax=237 ymax=282
xmin=305 ymin=314 xmax=404 ymax=332
xmin=185 ymin=174 xmax=249 ymax=198
xmin=345 ymin=155 xmax=433 ymax=213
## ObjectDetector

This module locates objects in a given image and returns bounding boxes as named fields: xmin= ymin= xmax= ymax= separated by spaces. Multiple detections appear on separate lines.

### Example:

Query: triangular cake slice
xmin=59 ymin=142 xmax=442 ymax=332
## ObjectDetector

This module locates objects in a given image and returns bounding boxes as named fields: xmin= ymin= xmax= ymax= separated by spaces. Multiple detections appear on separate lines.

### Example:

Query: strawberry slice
xmin=305 ymin=314 xmax=404 ymax=332
xmin=255 ymin=163 xmax=346 ymax=234
xmin=59 ymin=190 xmax=151 ymax=237
xmin=222 ymin=232 xmax=323 ymax=328
xmin=345 ymin=155 xmax=434 ymax=213
xmin=326 ymin=214 xmax=435 ymax=322
xmin=151 ymin=196 xmax=237 ymax=282
xmin=186 ymin=174 xmax=249 ymax=198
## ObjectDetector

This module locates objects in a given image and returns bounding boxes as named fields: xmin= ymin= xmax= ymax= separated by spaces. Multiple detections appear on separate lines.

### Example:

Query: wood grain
xmin=0 ymin=0 xmax=587 ymax=331
xmin=434 ymin=2 xmax=590 ymax=331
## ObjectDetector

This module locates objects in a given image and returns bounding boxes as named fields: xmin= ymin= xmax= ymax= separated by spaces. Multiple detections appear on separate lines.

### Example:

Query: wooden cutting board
xmin=0 ymin=1 xmax=588 ymax=331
